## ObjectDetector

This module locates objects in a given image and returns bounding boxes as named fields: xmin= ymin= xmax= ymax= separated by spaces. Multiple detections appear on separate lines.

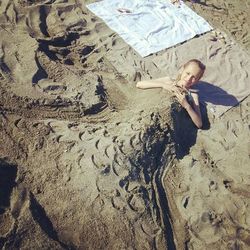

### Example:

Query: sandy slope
xmin=0 ymin=0 xmax=249 ymax=249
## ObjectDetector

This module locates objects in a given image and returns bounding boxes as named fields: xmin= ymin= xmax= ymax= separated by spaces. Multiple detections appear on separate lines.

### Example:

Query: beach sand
xmin=0 ymin=0 xmax=249 ymax=249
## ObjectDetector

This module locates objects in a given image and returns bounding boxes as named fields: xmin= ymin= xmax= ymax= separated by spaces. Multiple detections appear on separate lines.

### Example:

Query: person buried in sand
xmin=136 ymin=59 xmax=205 ymax=129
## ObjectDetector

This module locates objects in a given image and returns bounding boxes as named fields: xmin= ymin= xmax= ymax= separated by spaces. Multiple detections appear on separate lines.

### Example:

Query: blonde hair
xmin=175 ymin=59 xmax=206 ymax=83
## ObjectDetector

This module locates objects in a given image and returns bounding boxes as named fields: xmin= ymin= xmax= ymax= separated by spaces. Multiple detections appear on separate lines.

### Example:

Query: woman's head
xmin=178 ymin=59 xmax=206 ymax=89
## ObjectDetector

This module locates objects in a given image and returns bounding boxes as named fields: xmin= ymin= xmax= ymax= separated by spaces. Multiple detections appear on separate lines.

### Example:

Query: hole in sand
xmin=0 ymin=159 xmax=17 ymax=214
xmin=223 ymin=180 xmax=232 ymax=189
xmin=183 ymin=196 xmax=189 ymax=209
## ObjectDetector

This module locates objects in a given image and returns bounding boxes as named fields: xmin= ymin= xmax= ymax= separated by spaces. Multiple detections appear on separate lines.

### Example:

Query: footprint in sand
xmin=181 ymin=196 xmax=190 ymax=209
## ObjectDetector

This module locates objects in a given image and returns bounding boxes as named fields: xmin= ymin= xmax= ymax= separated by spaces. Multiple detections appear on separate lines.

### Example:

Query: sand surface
xmin=0 ymin=0 xmax=249 ymax=249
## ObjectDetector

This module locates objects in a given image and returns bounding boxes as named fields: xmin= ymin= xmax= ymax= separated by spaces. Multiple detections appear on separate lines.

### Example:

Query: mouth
xmin=183 ymin=80 xmax=190 ymax=86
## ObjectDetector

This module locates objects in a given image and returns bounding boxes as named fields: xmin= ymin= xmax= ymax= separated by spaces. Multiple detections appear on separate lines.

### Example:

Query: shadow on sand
xmin=170 ymin=101 xmax=204 ymax=159
xmin=171 ymin=81 xmax=238 ymax=159
xmin=0 ymin=159 xmax=17 ymax=214
xmin=193 ymin=81 xmax=238 ymax=107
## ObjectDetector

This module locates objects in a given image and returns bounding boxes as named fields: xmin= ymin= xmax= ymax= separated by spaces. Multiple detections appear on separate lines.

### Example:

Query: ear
xmin=197 ymin=70 xmax=204 ymax=81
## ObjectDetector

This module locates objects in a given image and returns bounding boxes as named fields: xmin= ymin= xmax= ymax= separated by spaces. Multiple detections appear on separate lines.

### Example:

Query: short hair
xmin=184 ymin=59 xmax=206 ymax=79
xmin=175 ymin=59 xmax=206 ymax=83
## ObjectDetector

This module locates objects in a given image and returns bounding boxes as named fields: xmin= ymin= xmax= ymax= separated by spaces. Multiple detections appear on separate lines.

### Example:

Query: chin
xmin=183 ymin=83 xmax=190 ymax=89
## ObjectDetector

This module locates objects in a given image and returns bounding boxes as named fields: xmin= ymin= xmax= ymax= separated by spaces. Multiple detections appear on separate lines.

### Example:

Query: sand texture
xmin=0 ymin=0 xmax=250 ymax=249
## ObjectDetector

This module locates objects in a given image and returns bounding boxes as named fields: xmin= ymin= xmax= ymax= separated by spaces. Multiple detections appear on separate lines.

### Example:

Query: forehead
xmin=184 ymin=63 xmax=202 ymax=75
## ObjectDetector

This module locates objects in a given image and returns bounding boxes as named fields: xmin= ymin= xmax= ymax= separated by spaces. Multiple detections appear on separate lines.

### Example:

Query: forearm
xmin=185 ymin=104 xmax=202 ymax=129
xmin=136 ymin=80 xmax=165 ymax=89
xmin=136 ymin=77 xmax=173 ymax=91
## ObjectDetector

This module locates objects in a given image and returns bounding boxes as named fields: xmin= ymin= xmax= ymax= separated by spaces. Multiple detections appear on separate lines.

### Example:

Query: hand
xmin=174 ymin=91 xmax=189 ymax=109
xmin=171 ymin=85 xmax=186 ymax=95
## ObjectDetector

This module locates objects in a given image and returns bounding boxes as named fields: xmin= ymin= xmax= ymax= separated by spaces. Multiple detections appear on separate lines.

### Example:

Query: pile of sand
xmin=0 ymin=0 xmax=249 ymax=249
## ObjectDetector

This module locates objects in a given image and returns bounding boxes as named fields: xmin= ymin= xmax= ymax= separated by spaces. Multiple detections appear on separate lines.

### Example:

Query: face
xmin=179 ymin=63 xmax=203 ymax=89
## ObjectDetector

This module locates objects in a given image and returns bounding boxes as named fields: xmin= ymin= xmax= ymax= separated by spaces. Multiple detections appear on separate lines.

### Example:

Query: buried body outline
xmin=136 ymin=59 xmax=206 ymax=128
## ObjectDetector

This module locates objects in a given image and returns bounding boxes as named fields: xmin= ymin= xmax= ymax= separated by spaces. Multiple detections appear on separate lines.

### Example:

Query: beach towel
xmin=86 ymin=0 xmax=213 ymax=57
xmin=104 ymin=31 xmax=250 ymax=117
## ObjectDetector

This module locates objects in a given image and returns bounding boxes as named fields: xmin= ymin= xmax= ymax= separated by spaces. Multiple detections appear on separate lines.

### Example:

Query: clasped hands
xmin=162 ymin=83 xmax=189 ymax=109
xmin=172 ymin=85 xmax=190 ymax=109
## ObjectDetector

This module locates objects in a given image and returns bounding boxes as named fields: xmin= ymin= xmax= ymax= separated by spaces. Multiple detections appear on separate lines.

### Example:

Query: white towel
xmin=87 ymin=0 xmax=213 ymax=57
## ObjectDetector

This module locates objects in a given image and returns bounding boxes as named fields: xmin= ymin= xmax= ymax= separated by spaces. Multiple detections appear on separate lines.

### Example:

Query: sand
xmin=0 ymin=0 xmax=249 ymax=249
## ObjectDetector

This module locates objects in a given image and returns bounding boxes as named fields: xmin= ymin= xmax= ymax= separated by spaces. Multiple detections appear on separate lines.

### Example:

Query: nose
xmin=185 ymin=75 xmax=193 ymax=82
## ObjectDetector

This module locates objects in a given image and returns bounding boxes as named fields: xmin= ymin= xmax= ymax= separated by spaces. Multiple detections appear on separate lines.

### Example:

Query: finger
xmin=175 ymin=94 xmax=186 ymax=104
xmin=173 ymin=88 xmax=182 ymax=95
xmin=176 ymin=95 xmax=184 ymax=103
xmin=175 ymin=94 xmax=182 ymax=101
xmin=175 ymin=92 xmax=185 ymax=99
xmin=175 ymin=87 xmax=186 ymax=95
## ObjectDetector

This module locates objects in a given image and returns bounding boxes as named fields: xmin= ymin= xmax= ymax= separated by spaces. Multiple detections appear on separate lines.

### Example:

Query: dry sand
xmin=0 ymin=0 xmax=249 ymax=249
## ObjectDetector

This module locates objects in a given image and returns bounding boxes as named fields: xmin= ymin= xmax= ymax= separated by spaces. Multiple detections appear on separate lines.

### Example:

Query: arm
xmin=175 ymin=92 xmax=203 ymax=129
xmin=136 ymin=77 xmax=174 ymax=91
